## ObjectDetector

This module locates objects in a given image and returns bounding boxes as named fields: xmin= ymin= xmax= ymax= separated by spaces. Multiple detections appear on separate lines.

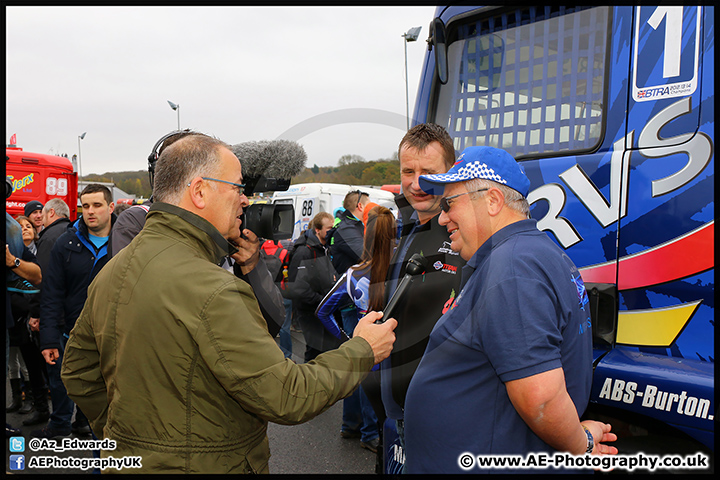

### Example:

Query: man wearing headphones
xmin=108 ymin=130 xmax=194 ymax=258
xmin=109 ymin=130 xmax=285 ymax=337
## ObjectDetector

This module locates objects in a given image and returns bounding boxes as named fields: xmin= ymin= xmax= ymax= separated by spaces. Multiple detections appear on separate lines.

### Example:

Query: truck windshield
xmin=433 ymin=6 xmax=610 ymax=159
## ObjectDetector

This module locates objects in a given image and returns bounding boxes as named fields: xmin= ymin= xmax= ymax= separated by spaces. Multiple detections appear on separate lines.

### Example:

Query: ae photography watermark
xmin=457 ymin=451 xmax=710 ymax=472
xmin=8 ymin=435 xmax=142 ymax=472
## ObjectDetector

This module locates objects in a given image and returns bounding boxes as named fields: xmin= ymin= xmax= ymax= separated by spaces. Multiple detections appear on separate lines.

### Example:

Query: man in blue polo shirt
xmin=404 ymin=146 xmax=617 ymax=473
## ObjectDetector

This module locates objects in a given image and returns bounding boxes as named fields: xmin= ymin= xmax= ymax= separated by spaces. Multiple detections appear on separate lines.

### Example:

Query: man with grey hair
xmin=109 ymin=130 xmax=286 ymax=338
xmin=61 ymin=133 xmax=398 ymax=473
xmin=35 ymin=198 xmax=71 ymax=272
xmin=403 ymin=146 xmax=617 ymax=473
xmin=17 ymin=197 xmax=71 ymax=426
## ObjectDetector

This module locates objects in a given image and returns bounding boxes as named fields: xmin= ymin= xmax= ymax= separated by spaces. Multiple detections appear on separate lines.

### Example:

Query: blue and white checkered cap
xmin=418 ymin=146 xmax=530 ymax=197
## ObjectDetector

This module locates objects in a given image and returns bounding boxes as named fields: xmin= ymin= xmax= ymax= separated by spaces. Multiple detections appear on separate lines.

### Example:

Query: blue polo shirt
xmin=404 ymin=219 xmax=592 ymax=474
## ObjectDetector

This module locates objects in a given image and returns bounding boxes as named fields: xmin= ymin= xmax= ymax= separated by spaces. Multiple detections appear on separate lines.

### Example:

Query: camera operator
xmin=109 ymin=130 xmax=284 ymax=336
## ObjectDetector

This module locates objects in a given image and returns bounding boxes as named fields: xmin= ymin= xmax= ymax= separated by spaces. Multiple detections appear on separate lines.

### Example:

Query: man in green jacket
xmin=61 ymin=134 xmax=397 ymax=474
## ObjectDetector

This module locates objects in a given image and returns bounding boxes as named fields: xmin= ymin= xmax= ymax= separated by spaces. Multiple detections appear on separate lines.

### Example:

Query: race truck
xmin=383 ymin=5 xmax=713 ymax=473
xmin=6 ymin=145 xmax=78 ymax=220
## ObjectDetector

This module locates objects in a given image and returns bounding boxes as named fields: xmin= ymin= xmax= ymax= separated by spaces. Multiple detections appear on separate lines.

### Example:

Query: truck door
xmin=615 ymin=6 xmax=713 ymax=357
xmin=588 ymin=6 xmax=714 ymax=452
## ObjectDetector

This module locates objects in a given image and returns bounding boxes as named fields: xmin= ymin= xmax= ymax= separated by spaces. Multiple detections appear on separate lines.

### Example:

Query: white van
xmin=271 ymin=183 xmax=397 ymax=240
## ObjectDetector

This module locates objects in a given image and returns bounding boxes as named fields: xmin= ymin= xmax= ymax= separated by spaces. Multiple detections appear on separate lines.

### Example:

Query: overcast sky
xmin=6 ymin=6 xmax=438 ymax=176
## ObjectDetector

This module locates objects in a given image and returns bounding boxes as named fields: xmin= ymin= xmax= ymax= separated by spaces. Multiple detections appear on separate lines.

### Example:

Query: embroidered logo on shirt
xmin=572 ymin=272 xmax=589 ymax=310
xmin=433 ymin=261 xmax=458 ymax=275
xmin=437 ymin=241 xmax=460 ymax=255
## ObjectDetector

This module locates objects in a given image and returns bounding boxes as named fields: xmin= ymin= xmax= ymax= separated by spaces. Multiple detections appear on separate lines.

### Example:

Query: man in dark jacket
xmin=379 ymin=124 xmax=466 ymax=466
xmin=286 ymin=211 xmax=339 ymax=362
xmin=19 ymin=199 xmax=72 ymax=427
xmin=330 ymin=190 xmax=369 ymax=275
xmin=35 ymin=198 xmax=72 ymax=273
xmin=329 ymin=190 xmax=369 ymax=356
xmin=33 ymin=184 xmax=115 ymax=439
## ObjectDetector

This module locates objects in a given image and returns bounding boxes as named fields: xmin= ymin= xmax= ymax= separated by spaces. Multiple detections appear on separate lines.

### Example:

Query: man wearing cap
xmin=403 ymin=146 xmax=617 ymax=473
xmin=24 ymin=200 xmax=44 ymax=235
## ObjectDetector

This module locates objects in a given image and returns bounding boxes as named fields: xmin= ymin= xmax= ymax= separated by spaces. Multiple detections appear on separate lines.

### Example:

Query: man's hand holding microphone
xmin=353 ymin=312 xmax=397 ymax=364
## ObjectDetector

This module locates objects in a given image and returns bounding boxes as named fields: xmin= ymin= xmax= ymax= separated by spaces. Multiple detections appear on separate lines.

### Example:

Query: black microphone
xmin=376 ymin=253 xmax=428 ymax=324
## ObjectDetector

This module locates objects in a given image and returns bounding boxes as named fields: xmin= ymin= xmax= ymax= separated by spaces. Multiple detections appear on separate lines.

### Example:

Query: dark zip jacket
xmin=286 ymin=229 xmax=338 ymax=313
xmin=39 ymin=214 xmax=116 ymax=350
xmin=35 ymin=216 xmax=73 ymax=273
xmin=329 ymin=209 xmax=364 ymax=275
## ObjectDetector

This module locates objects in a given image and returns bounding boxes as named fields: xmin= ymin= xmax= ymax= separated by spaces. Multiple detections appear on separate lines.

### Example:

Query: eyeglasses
xmin=440 ymin=188 xmax=488 ymax=213
xmin=196 ymin=177 xmax=246 ymax=196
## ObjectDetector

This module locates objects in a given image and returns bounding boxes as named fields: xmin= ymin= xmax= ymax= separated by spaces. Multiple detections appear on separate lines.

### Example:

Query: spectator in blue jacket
xmin=33 ymin=184 xmax=115 ymax=439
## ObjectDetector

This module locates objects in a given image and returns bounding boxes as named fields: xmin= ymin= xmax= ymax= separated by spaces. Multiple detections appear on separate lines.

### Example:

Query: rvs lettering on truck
xmin=389 ymin=4 xmax=713 ymax=473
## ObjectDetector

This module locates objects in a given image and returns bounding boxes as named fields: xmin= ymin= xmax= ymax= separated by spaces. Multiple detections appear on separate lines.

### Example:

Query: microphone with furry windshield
xmin=231 ymin=140 xmax=307 ymax=197
xmin=230 ymin=140 xmax=307 ymax=241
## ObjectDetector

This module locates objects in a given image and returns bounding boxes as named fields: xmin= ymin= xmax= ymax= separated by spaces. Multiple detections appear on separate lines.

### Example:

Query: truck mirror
xmin=433 ymin=17 xmax=449 ymax=85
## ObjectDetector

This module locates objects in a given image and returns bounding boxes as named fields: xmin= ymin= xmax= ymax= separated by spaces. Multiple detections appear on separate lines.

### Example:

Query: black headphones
xmin=148 ymin=130 xmax=187 ymax=176
xmin=147 ymin=130 xmax=199 ymax=190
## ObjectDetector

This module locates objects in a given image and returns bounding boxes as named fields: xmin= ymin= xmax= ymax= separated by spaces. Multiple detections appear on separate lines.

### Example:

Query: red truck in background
xmin=6 ymin=146 xmax=78 ymax=220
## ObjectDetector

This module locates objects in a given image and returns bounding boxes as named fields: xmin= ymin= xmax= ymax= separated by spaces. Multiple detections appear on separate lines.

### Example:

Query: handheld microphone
xmin=376 ymin=253 xmax=428 ymax=324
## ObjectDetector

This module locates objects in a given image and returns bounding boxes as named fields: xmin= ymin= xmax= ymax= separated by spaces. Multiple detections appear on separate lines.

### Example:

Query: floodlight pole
xmin=78 ymin=132 xmax=86 ymax=180
xmin=403 ymin=27 xmax=422 ymax=131
xmin=168 ymin=100 xmax=180 ymax=130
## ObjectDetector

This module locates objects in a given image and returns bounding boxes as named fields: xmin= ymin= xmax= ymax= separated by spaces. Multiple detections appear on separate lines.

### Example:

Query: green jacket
xmin=61 ymin=203 xmax=374 ymax=474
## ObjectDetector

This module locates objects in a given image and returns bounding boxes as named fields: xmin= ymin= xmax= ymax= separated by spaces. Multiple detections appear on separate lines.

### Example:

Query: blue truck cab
xmin=385 ymin=5 xmax=713 ymax=473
